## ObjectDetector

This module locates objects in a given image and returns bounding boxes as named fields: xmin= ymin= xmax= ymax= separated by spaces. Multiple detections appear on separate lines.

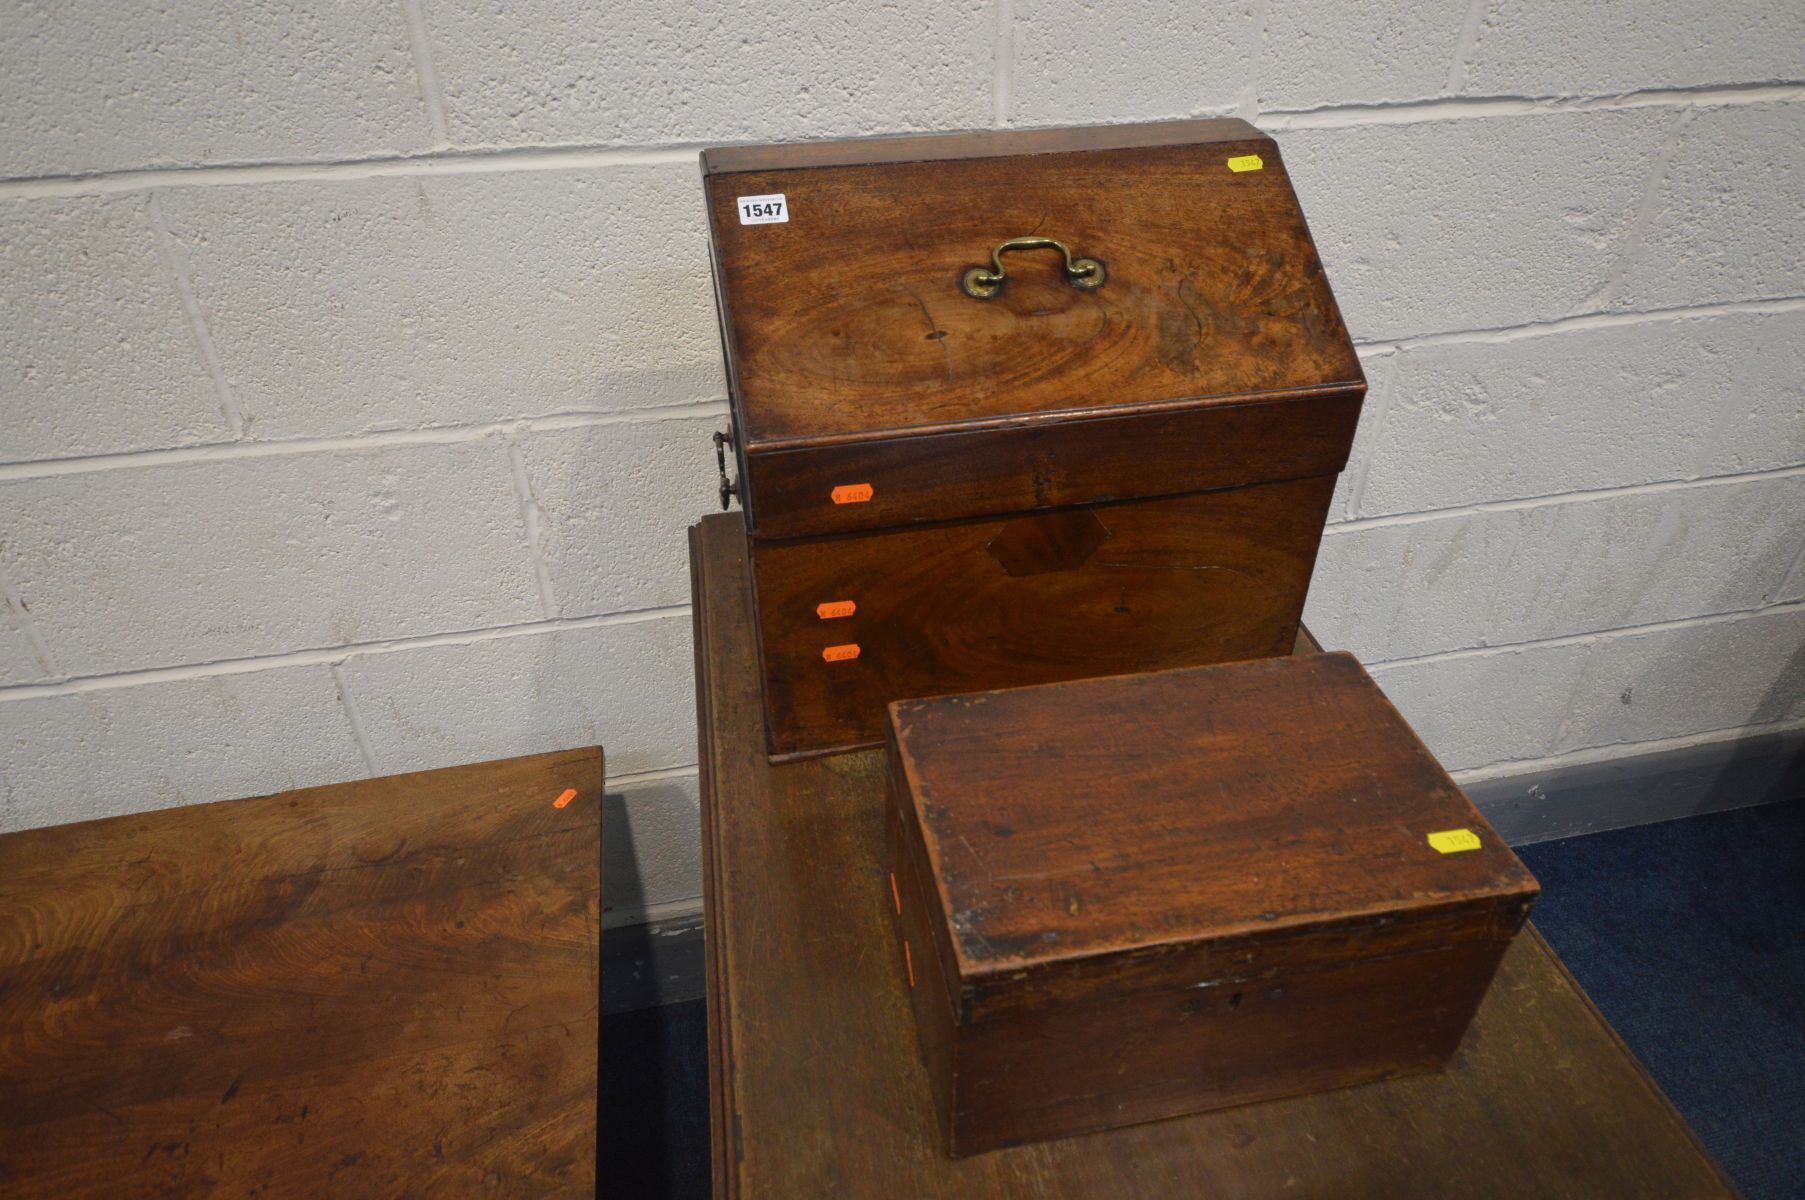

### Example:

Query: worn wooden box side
xmin=701 ymin=119 xmax=1364 ymax=541
xmin=753 ymin=475 xmax=1337 ymax=760
xmin=884 ymin=654 xmax=1538 ymax=1154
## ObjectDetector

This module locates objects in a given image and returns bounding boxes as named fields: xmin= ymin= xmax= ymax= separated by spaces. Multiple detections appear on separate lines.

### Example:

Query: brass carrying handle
xmin=960 ymin=237 xmax=1106 ymax=300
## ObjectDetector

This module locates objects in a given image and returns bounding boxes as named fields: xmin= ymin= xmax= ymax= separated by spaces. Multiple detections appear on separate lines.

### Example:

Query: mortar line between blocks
xmin=1354 ymin=294 xmax=1805 ymax=355
xmin=0 ymin=397 xmax=731 ymax=480
xmin=399 ymin=0 xmax=452 ymax=145
xmin=1236 ymin=0 xmax=1264 ymax=121
xmin=1 ymin=80 xmax=1799 ymax=199
xmin=1259 ymin=80 xmax=1805 ymax=130
xmin=1444 ymin=0 xmax=1489 ymax=96
xmin=505 ymin=438 xmax=560 ymax=618
xmin=610 ymin=763 xmax=702 ymax=788
xmin=1364 ymin=596 xmax=1805 ymax=673
xmin=146 ymin=192 xmax=245 ymax=439
xmin=0 ymin=144 xmax=705 ymax=198
xmin=1450 ymin=714 xmax=1805 ymax=786
xmin=990 ymin=0 xmax=1015 ymax=126
xmin=329 ymin=662 xmax=379 ymax=775
xmin=1325 ymin=460 xmax=1805 ymax=534
xmin=0 ymin=605 xmax=690 ymax=703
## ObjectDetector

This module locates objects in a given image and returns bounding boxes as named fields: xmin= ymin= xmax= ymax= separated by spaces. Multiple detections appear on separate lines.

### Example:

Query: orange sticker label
xmin=816 ymin=600 xmax=856 ymax=620
xmin=831 ymin=483 xmax=874 ymax=505
xmin=904 ymin=940 xmax=916 ymax=988
xmin=553 ymin=788 xmax=577 ymax=809
xmin=822 ymin=643 xmax=861 ymax=663
xmin=889 ymin=871 xmax=901 ymax=915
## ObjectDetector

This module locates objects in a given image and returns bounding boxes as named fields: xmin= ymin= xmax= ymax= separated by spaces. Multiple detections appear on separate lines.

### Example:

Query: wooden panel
xmin=752 ymin=476 xmax=1335 ymax=759
xmin=705 ymin=132 xmax=1361 ymax=448
xmin=740 ymin=389 xmax=1361 ymax=540
xmin=883 ymin=645 xmax=1538 ymax=1154
xmin=948 ymin=935 xmax=1512 ymax=1156
xmin=888 ymin=653 xmax=1538 ymax=988
xmin=690 ymin=513 xmax=1740 ymax=1198
xmin=0 ymin=748 xmax=602 ymax=1198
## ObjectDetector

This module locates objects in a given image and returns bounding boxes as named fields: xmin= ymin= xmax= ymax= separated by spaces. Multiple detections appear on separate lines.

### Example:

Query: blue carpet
xmin=600 ymin=997 xmax=711 ymax=1200
xmin=1518 ymin=799 xmax=1805 ymax=1200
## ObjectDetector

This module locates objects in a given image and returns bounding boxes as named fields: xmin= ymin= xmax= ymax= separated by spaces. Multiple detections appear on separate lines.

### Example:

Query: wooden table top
xmin=689 ymin=513 xmax=1738 ymax=1199
xmin=0 ymin=746 xmax=602 ymax=1198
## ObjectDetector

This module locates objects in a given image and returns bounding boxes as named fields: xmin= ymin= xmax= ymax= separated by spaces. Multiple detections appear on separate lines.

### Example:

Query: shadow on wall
xmin=1582 ymin=562 xmax=1805 ymax=814
xmin=1468 ymin=556 xmax=1805 ymax=842
xmin=603 ymin=790 xmax=646 ymax=928
xmin=602 ymin=788 xmax=707 ymax=1015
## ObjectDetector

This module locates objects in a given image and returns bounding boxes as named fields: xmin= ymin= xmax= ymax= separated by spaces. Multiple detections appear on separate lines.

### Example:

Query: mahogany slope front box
xmin=701 ymin=119 xmax=1365 ymax=761
xmin=883 ymin=653 xmax=1540 ymax=1156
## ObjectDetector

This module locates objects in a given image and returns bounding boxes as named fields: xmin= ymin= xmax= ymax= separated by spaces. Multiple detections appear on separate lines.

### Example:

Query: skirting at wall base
xmin=601 ymin=725 xmax=1805 ymax=1013
xmin=1466 ymin=724 xmax=1805 ymax=846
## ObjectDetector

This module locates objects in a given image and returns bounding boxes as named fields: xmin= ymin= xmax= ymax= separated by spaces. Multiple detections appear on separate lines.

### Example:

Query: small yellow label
xmin=1227 ymin=154 xmax=1264 ymax=173
xmin=1427 ymin=828 xmax=1482 ymax=854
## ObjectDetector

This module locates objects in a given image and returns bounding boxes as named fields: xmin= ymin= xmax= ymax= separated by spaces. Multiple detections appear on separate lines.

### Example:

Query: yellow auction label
xmin=1227 ymin=154 xmax=1264 ymax=173
xmin=1427 ymin=828 xmax=1482 ymax=854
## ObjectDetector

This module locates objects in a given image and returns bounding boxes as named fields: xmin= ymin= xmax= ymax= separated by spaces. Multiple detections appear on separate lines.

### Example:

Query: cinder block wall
xmin=2 ymin=3 xmax=1800 ymax=931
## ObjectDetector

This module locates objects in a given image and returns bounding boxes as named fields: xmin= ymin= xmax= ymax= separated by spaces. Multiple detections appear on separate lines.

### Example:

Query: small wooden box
xmin=883 ymin=653 xmax=1539 ymax=1156
xmin=701 ymin=119 xmax=1365 ymax=760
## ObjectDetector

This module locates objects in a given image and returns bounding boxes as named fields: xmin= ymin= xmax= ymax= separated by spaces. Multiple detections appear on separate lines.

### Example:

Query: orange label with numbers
xmin=822 ymin=643 xmax=861 ymax=663
xmin=831 ymin=483 xmax=874 ymax=505
xmin=816 ymin=600 xmax=856 ymax=620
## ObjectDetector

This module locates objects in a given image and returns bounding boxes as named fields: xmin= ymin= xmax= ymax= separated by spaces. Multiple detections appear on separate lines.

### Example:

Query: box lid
xmin=887 ymin=653 xmax=1538 ymax=1012
xmin=702 ymin=120 xmax=1364 ymax=538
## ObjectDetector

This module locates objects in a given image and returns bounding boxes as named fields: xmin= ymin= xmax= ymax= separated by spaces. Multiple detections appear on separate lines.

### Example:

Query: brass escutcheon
xmin=960 ymin=236 xmax=1106 ymax=300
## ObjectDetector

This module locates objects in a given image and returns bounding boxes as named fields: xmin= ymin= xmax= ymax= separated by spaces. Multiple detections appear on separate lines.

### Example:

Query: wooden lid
xmin=888 ymin=653 xmax=1538 ymax=988
xmin=702 ymin=120 xmax=1361 ymax=450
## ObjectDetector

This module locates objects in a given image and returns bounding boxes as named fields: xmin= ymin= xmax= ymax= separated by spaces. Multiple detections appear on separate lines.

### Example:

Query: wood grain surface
xmin=691 ymin=512 xmax=1739 ymax=1198
xmin=890 ymin=653 xmax=1537 ymax=975
xmin=701 ymin=120 xmax=1364 ymax=542
xmin=738 ymin=388 xmax=1361 ymax=541
xmin=752 ymin=477 xmax=1335 ymax=759
xmin=705 ymin=132 xmax=1360 ymax=444
xmin=0 ymin=748 xmax=602 ymax=1199
xmin=885 ymin=654 xmax=1538 ymax=1153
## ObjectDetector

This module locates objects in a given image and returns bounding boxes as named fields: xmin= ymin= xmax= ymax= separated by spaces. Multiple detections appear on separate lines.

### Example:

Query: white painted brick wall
xmin=0 ymin=195 xmax=225 ymax=460
xmin=420 ymin=0 xmax=994 ymax=148
xmin=0 ymin=1 xmax=433 ymax=176
xmin=161 ymin=167 xmax=725 ymax=437
xmin=1 ymin=2 xmax=1801 ymax=932
xmin=1281 ymin=110 xmax=1673 ymax=340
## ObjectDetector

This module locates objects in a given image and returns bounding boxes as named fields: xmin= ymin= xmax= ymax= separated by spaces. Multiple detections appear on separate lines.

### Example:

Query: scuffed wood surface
xmin=691 ymin=513 xmax=1738 ymax=1198
xmin=752 ymin=476 xmax=1335 ymax=758
xmin=0 ymin=747 xmax=601 ymax=1198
